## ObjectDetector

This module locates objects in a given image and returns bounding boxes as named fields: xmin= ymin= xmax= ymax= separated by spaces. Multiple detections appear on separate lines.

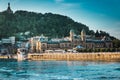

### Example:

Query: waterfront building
xmin=0 ymin=36 xmax=16 ymax=55
xmin=30 ymin=29 xmax=113 ymax=53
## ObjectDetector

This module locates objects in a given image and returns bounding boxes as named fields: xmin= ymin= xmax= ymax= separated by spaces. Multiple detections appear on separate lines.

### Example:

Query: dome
xmin=81 ymin=29 xmax=86 ymax=34
xmin=70 ymin=29 xmax=74 ymax=33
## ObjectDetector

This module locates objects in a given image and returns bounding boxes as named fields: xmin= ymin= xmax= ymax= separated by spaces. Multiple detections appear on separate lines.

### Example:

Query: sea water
xmin=0 ymin=59 xmax=120 ymax=80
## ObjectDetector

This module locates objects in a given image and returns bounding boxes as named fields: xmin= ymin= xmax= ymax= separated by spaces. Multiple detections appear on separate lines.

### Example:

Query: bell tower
xmin=69 ymin=29 xmax=74 ymax=42
xmin=81 ymin=29 xmax=86 ymax=42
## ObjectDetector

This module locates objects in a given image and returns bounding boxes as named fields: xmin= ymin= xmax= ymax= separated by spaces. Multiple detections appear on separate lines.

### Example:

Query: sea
xmin=0 ymin=59 xmax=120 ymax=80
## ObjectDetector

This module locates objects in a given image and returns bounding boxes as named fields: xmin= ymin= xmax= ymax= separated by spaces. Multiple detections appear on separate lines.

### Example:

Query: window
xmin=65 ymin=44 xmax=67 ymax=47
xmin=42 ymin=44 xmax=45 ymax=46
xmin=69 ymin=44 xmax=71 ymax=47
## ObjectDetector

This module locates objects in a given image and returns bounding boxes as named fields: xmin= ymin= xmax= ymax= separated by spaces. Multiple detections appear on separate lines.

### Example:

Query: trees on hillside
xmin=0 ymin=11 xmax=90 ymax=38
xmin=0 ymin=10 xmax=119 ymax=47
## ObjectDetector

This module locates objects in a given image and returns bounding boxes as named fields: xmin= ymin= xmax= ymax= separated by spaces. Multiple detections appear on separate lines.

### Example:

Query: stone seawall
xmin=0 ymin=56 xmax=8 ymax=59
xmin=28 ymin=52 xmax=120 ymax=61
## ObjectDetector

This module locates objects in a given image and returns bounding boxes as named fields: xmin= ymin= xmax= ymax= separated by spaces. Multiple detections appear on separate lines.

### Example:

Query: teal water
xmin=0 ymin=59 xmax=120 ymax=80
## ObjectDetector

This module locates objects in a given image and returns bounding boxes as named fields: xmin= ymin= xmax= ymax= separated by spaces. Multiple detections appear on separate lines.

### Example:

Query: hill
xmin=0 ymin=10 xmax=95 ymax=38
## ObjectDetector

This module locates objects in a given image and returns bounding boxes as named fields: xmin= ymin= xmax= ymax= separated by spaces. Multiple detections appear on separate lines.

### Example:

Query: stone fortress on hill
xmin=30 ymin=29 xmax=113 ymax=53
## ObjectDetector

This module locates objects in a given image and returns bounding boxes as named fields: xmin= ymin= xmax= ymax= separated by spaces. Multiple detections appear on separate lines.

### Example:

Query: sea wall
xmin=28 ymin=52 xmax=120 ymax=61
xmin=0 ymin=56 xmax=8 ymax=59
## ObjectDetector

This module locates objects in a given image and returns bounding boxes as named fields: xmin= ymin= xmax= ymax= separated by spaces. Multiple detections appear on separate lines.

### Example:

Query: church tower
xmin=6 ymin=2 xmax=13 ymax=13
xmin=81 ymin=29 xmax=86 ymax=42
xmin=69 ymin=29 xmax=74 ymax=42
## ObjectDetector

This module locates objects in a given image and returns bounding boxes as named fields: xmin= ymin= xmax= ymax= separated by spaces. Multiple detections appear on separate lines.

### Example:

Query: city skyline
xmin=0 ymin=0 xmax=120 ymax=39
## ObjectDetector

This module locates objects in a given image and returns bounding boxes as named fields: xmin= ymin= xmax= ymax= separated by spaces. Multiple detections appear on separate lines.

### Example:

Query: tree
xmin=95 ymin=30 xmax=100 ymax=37
xmin=112 ymin=39 xmax=120 ymax=48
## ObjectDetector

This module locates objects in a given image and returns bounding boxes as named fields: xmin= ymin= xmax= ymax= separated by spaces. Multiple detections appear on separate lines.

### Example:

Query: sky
xmin=0 ymin=0 xmax=120 ymax=39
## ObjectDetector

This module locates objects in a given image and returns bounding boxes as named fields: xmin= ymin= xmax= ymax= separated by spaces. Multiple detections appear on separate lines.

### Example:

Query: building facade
xmin=30 ymin=29 xmax=113 ymax=53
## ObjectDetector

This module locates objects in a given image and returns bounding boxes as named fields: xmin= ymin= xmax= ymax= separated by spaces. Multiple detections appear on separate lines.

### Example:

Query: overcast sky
xmin=0 ymin=0 xmax=120 ymax=39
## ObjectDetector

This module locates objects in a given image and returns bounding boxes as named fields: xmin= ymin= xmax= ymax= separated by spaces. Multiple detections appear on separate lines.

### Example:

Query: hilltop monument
xmin=6 ymin=2 xmax=13 ymax=13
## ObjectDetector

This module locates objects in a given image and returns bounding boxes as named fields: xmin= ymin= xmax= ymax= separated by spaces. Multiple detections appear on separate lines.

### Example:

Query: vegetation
xmin=76 ymin=48 xmax=120 ymax=52
xmin=0 ymin=10 xmax=90 ymax=38
xmin=95 ymin=30 xmax=110 ymax=37
xmin=0 ymin=10 xmax=113 ymax=39
xmin=112 ymin=39 xmax=120 ymax=48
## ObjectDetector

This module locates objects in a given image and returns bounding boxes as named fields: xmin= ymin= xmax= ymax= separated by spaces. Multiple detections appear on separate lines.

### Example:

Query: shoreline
xmin=0 ymin=56 xmax=8 ymax=59
xmin=0 ymin=52 xmax=120 ymax=62
xmin=28 ymin=52 xmax=120 ymax=62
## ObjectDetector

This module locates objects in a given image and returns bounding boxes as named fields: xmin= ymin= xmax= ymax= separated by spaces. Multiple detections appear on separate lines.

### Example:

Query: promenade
xmin=0 ymin=56 xmax=8 ymax=59
xmin=28 ymin=52 xmax=120 ymax=61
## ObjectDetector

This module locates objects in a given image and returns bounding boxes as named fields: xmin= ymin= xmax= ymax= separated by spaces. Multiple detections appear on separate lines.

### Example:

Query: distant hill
xmin=0 ymin=10 xmax=114 ymax=40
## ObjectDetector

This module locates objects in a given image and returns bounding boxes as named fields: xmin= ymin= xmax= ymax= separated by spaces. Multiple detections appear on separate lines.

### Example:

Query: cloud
xmin=54 ymin=0 xmax=79 ymax=8
xmin=55 ymin=0 xmax=64 ymax=3
xmin=106 ymin=24 xmax=120 ymax=39
xmin=115 ymin=21 xmax=120 ymax=26
xmin=61 ymin=3 xmax=77 ymax=7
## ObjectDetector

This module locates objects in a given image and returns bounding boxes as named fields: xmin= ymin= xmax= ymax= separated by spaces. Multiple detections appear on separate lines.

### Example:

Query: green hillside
xmin=0 ymin=10 xmax=95 ymax=38
xmin=0 ymin=10 xmax=114 ymax=40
